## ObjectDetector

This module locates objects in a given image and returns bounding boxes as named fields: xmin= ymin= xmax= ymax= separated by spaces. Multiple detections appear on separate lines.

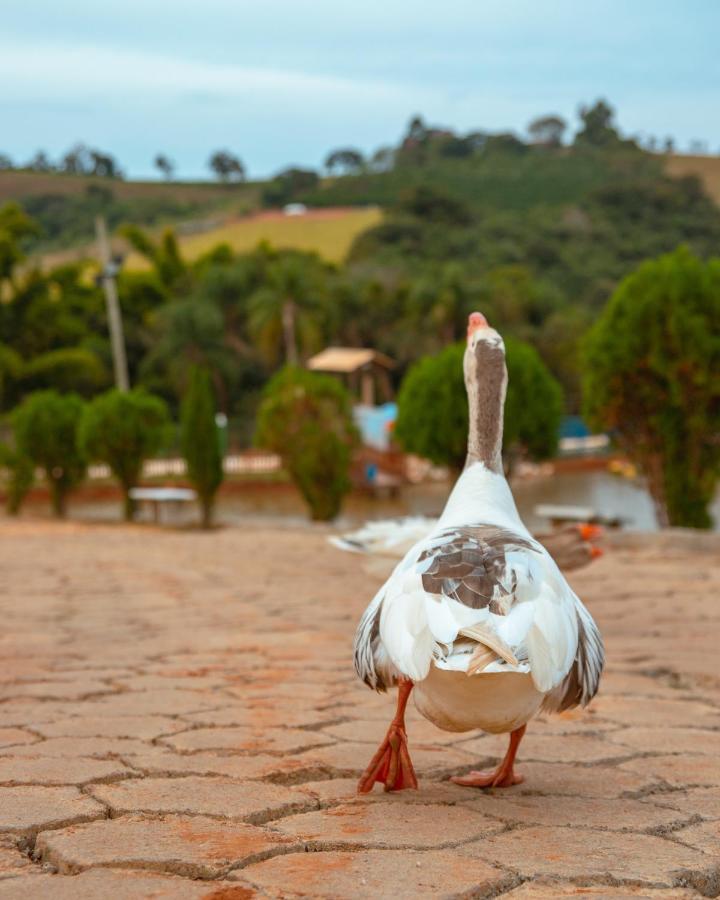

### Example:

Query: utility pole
xmin=95 ymin=216 xmax=129 ymax=391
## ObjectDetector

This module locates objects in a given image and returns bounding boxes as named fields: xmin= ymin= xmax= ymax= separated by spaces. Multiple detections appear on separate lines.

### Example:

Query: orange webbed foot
xmin=357 ymin=723 xmax=418 ymax=793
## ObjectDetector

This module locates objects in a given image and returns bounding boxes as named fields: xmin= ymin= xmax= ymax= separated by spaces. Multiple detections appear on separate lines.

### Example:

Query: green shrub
xmin=181 ymin=367 xmax=224 ymax=528
xmin=255 ymin=367 xmax=358 ymax=521
xmin=0 ymin=442 xmax=34 ymax=515
xmin=80 ymin=388 xmax=170 ymax=521
xmin=583 ymin=246 xmax=720 ymax=528
xmin=13 ymin=390 xmax=86 ymax=517
xmin=395 ymin=337 xmax=563 ymax=472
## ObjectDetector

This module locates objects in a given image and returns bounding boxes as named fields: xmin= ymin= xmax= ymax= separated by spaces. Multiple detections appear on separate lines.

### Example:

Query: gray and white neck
xmin=464 ymin=330 xmax=507 ymax=474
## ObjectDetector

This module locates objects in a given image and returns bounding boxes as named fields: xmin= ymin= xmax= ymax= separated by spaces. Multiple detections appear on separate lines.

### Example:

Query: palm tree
xmin=248 ymin=252 xmax=327 ymax=365
xmin=120 ymin=225 xmax=188 ymax=293
xmin=409 ymin=262 xmax=473 ymax=347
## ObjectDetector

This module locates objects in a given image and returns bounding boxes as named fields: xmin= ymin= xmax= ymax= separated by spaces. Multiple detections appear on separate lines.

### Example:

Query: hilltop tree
xmin=208 ymin=150 xmax=245 ymax=183
xmin=583 ymin=247 xmax=720 ymax=529
xmin=395 ymin=338 xmax=563 ymax=472
xmin=255 ymin=367 xmax=358 ymax=520
xmin=325 ymin=147 xmax=365 ymax=175
xmin=528 ymin=115 xmax=567 ymax=147
xmin=154 ymin=154 xmax=175 ymax=180
xmin=14 ymin=391 xmax=87 ymax=518
xmin=90 ymin=150 xmax=122 ymax=178
xmin=61 ymin=143 xmax=93 ymax=175
xmin=80 ymin=388 xmax=170 ymax=521
xmin=262 ymin=167 xmax=319 ymax=206
xmin=181 ymin=366 xmax=224 ymax=528
xmin=26 ymin=150 xmax=54 ymax=172
xmin=575 ymin=99 xmax=620 ymax=147
xmin=0 ymin=153 xmax=13 ymax=171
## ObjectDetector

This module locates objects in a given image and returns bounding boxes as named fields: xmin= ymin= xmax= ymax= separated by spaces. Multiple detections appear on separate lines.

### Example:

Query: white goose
xmin=353 ymin=312 xmax=604 ymax=792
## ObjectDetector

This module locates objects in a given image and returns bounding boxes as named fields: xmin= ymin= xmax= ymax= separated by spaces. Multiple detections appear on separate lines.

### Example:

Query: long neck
xmin=465 ymin=368 xmax=506 ymax=473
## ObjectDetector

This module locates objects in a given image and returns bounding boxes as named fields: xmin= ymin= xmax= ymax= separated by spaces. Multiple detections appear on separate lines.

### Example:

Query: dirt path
xmin=0 ymin=521 xmax=718 ymax=898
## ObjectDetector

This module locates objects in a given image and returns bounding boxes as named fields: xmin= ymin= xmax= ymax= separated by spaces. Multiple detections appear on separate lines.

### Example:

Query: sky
xmin=2 ymin=1 xmax=719 ymax=180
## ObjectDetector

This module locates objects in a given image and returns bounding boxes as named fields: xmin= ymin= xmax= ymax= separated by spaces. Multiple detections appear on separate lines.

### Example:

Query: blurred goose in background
xmin=353 ymin=312 xmax=604 ymax=792
xmin=332 ymin=518 xmax=602 ymax=571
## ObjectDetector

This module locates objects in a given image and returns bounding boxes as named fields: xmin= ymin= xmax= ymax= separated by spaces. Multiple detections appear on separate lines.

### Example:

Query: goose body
xmin=353 ymin=313 xmax=604 ymax=792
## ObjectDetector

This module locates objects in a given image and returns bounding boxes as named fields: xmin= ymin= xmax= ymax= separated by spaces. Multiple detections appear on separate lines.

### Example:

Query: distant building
xmin=306 ymin=347 xmax=395 ymax=407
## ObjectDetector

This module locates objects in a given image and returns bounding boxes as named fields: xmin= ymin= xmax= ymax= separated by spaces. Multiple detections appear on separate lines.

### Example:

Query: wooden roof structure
xmin=307 ymin=347 xmax=395 ymax=374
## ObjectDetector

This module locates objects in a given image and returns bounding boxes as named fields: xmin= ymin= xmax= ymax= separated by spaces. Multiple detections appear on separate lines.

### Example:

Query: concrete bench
xmin=129 ymin=487 xmax=197 ymax=524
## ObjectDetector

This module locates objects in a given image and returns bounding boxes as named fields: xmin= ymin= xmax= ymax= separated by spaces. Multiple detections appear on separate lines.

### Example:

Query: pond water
xmin=61 ymin=469 xmax=720 ymax=532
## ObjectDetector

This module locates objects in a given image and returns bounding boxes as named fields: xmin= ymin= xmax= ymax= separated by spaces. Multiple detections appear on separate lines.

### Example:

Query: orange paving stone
xmin=0 ymin=520 xmax=719 ymax=896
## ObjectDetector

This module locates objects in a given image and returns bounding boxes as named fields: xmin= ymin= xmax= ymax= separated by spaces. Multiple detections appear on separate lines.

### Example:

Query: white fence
xmin=87 ymin=452 xmax=282 ymax=481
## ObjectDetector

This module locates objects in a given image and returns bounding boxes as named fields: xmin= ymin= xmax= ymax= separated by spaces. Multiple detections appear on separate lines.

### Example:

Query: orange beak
xmin=467 ymin=311 xmax=489 ymax=342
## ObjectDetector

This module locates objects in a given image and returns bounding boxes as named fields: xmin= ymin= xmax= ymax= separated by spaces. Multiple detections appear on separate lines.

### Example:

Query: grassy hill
xmin=124 ymin=206 xmax=382 ymax=267
xmin=665 ymin=153 xmax=720 ymax=205
xmin=0 ymin=169 xmax=254 ymax=205
xmin=4 ymin=149 xmax=720 ymax=270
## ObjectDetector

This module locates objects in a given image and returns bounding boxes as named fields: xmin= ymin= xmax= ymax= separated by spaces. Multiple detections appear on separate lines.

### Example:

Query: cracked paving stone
xmin=76 ymin=689 xmax=220 ymax=718
xmin=34 ymin=714 xmax=181 ymax=740
xmin=656 ymin=786 xmax=720 ymax=820
xmin=621 ymin=754 xmax=720 ymax=787
xmin=674 ymin=820 xmax=720 ymax=854
xmin=181 ymin=705 xmax=345 ymax=731
xmin=0 ymin=868 xmax=261 ymax=898
xmin=0 ymin=838 xmax=32 ymax=878
xmin=161 ymin=726 xmax=336 ymax=755
xmin=1 ymin=681 xmax=112 ymax=701
xmin=460 ymin=825 xmax=709 ymax=884
xmin=237 ymin=848 xmax=510 ymax=898
xmin=287 ymin=740 xmax=474 ymax=776
xmin=0 ymin=786 xmax=105 ymax=835
xmin=122 ymin=749 xmax=303 ymax=780
xmin=0 ymin=701 xmax=85 ymax=729
xmin=500 ymin=881 xmax=698 ymax=898
xmin=607 ymin=726 xmax=720 ymax=756
xmin=589 ymin=695 xmax=720 ymax=729
xmin=320 ymin=716 xmax=466 ymax=746
xmin=296 ymin=778 xmax=474 ymax=807
xmin=0 ymin=729 xmax=39 ymax=750
xmin=90 ymin=775 xmax=317 ymax=823
xmin=459 ymin=731 xmax=628 ymax=765
xmin=0 ymin=756 xmax=131 ymax=786
xmin=459 ymin=793 xmax=695 ymax=830
xmin=34 ymin=814 xmax=296 ymax=878
xmin=0 ymin=737 xmax=151 ymax=759
xmin=267 ymin=801 xmax=502 ymax=848
xmin=491 ymin=760 xmax=657 ymax=798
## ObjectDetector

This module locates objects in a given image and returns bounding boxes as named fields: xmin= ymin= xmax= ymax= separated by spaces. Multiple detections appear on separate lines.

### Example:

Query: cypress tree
xmin=181 ymin=366 xmax=224 ymax=529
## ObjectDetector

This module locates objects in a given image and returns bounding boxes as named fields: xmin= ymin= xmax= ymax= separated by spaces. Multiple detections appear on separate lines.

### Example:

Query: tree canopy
xmin=395 ymin=338 xmax=563 ymax=471
xmin=583 ymin=246 xmax=720 ymax=528
xmin=14 ymin=390 xmax=87 ymax=517
xmin=80 ymin=388 xmax=170 ymax=521
xmin=181 ymin=367 xmax=224 ymax=528
xmin=255 ymin=367 xmax=358 ymax=520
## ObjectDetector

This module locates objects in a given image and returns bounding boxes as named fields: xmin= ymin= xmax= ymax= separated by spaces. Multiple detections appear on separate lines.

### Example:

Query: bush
xmin=395 ymin=337 xmax=563 ymax=472
xmin=0 ymin=442 xmax=34 ymax=515
xmin=583 ymin=246 xmax=720 ymax=528
xmin=255 ymin=367 xmax=358 ymax=521
xmin=80 ymin=388 xmax=170 ymax=520
xmin=181 ymin=367 xmax=224 ymax=528
xmin=13 ymin=390 xmax=86 ymax=517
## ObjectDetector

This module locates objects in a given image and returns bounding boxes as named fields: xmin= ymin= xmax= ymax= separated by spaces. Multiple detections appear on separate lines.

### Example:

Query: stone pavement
xmin=0 ymin=520 xmax=719 ymax=899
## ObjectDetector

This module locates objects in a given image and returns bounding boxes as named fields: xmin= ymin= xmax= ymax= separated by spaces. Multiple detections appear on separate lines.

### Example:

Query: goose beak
xmin=467 ymin=311 xmax=489 ymax=343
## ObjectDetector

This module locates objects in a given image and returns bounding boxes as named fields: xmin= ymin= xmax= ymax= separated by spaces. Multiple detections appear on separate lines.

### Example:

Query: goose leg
xmin=450 ymin=724 xmax=526 ymax=788
xmin=357 ymin=679 xmax=418 ymax=793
